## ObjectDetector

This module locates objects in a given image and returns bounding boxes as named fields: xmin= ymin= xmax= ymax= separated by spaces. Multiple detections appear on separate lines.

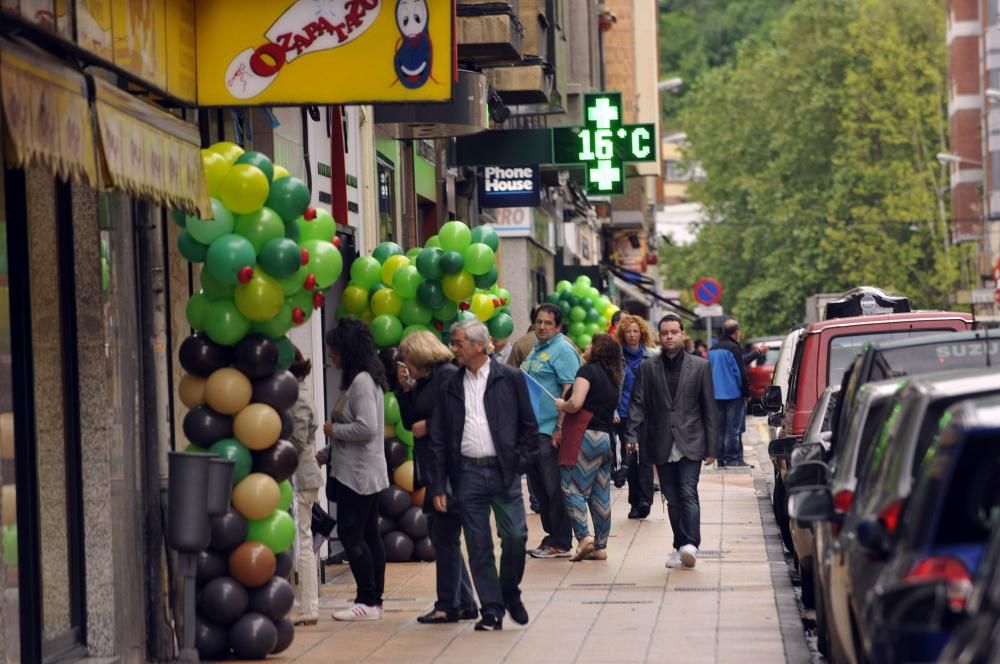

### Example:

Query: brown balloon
xmin=178 ymin=374 xmax=207 ymax=409
xmin=2 ymin=485 xmax=15 ymax=526
xmin=232 ymin=473 xmax=281 ymax=520
xmin=411 ymin=486 xmax=426 ymax=509
xmin=229 ymin=541 xmax=276 ymax=588
xmin=251 ymin=440 xmax=299 ymax=483
xmin=233 ymin=403 xmax=282 ymax=451
xmin=393 ymin=460 xmax=414 ymax=492
xmin=205 ymin=368 xmax=253 ymax=415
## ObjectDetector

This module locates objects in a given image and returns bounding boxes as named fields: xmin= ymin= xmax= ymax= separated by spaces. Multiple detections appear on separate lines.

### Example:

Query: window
xmin=377 ymin=158 xmax=396 ymax=243
xmin=828 ymin=330 xmax=949 ymax=387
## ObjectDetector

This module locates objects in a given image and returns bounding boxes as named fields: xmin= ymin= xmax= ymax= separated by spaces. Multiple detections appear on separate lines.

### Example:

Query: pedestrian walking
xmin=396 ymin=331 xmax=479 ymax=624
xmin=708 ymin=319 xmax=751 ymax=468
xmin=520 ymin=303 xmax=581 ymax=558
xmin=429 ymin=319 xmax=539 ymax=631
xmin=322 ymin=319 xmax=389 ymax=621
xmin=554 ymin=334 xmax=623 ymax=561
xmin=624 ymin=313 xmax=719 ymax=569
xmin=287 ymin=346 xmax=324 ymax=626
xmin=614 ymin=314 xmax=656 ymax=520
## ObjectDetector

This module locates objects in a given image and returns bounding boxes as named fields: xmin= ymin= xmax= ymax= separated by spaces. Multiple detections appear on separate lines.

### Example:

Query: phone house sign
xmin=478 ymin=165 xmax=541 ymax=207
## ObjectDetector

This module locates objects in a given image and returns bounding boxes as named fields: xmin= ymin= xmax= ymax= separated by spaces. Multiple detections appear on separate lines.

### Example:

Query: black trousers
xmin=616 ymin=421 xmax=654 ymax=508
xmin=525 ymin=434 xmax=572 ymax=550
xmin=655 ymin=458 xmax=702 ymax=550
xmin=333 ymin=478 xmax=386 ymax=607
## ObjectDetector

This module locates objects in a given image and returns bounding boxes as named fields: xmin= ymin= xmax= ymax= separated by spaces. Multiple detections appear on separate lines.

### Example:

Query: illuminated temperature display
xmin=550 ymin=93 xmax=657 ymax=195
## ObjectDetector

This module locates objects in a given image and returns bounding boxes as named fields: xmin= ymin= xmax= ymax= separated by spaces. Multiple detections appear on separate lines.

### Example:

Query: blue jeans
xmin=656 ymin=458 xmax=703 ymax=549
xmin=717 ymin=398 xmax=745 ymax=464
xmin=428 ymin=511 xmax=477 ymax=613
xmin=458 ymin=460 xmax=528 ymax=620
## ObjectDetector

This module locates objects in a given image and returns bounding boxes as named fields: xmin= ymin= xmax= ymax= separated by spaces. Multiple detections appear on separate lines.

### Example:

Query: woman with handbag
xmin=615 ymin=314 xmax=656 ymax=519
xmin=396 ymin=331 xmax=479 ymax=624
xmin=554 ymin=334 xmax=623 ymax=561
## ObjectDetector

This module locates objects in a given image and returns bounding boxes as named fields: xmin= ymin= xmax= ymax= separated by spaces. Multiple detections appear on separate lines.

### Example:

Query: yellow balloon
xmin=442 ymin=270 xmax=475 ymax=302
xmin=370 ymin=288 xmax=403 ymax=317
xmin=393 ymin=460 xmax=414 ymax=492
xmin=470 ymin=293 xmax=496 ymax=322
xmin=208 ymin=141 xmax=245 ymax=166
xmin=201 ymin=151 xmax=229 ymax=199
xmin=359 ymin=308 xmax=375 ymax=325
xmin=234 ymin=403 xmax=281 ymax=450
xmin=219 ymin=164 xmax=270 ymax=215
xmin=178 ymin=373 xmax=207 ymax=408
xmin=204 ymin=367 xmax=253 ymax=414
xmin=272 ymin=164 xmax=290 ymax=181
xmin=381 ymin=255 xmax=410 ymax=286
xmin=235 ymin=271 xmax=284 ymax=321
xmin=232 ymin=473 xmax=281 ymax=520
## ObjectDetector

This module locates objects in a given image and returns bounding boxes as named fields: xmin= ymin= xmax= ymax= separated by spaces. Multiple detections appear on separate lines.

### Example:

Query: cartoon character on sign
xmin=393 ymin=0 xmax=432 ymax=89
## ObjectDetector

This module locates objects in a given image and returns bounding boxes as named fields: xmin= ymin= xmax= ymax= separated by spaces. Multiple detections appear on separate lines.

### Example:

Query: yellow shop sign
xmin=196 ymin=0 xmax=454 ymax=106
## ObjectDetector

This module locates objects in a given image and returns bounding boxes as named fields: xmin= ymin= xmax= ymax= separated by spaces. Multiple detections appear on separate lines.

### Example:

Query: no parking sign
xmin=693 ymin=278 xmax=723 ymax=306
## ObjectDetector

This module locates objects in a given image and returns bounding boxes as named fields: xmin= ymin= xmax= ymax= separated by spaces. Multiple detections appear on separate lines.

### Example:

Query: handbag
xmin=557 ymin=408 xmax=594 ymax=466
xmin=311 ymin=503 xmax=337 ymax=537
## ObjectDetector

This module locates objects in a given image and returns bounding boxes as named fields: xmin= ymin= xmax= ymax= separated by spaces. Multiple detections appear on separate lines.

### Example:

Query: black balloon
xmin=210 ymin=509 xmax=247 ymax=553
xmin=384 ymin=439 xmax=407 ymax=470
xmin=179 ymin=335 xmax=232 ymax=377
xmin=378 ymin=485 xmax=411 ymax=518
xmin=377 ymin=514 xmax=396 ymax=537
xmin=398 ymin=506 xmax=429 ymax=539
xmin=234 ymin=333 xmax=280 ymax=379
xmin=196 ymin=549 xmax=228 ymax=587
xmin=195 ymin=615 xmax=229 ymax=660
xmin=228 ymin=612 xmax=278 ymax=660
xmin=249 ymin=575 xmax=295 ymax=622
xmin=383 ymin=530 xmax=414 ymax=563
xmin=280 ymin=409 xmax=294 ymax=439
xmin=272 ymin=616 xmax=295 ymax=654
xmin=199 ymin=576 xmax=248 ymax=626
xmin=251 ymin=439 xmax=299 ymax=483
xmin=275 ymin=550 xmax=294 ymax=580
xmin=183 ymin=405 xmax=233 ymax=446
xmin=251 ymin=370 xmax=299 ymax=411
xmin=414 ymin=536 xmax=436 ymax=562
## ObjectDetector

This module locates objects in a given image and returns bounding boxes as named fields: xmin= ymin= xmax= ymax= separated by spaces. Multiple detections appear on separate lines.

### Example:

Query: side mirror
xmin=871 ymin=581 xmax=952 ymax=632
xmin=786 ymin=460 xmax=830 ymax=490
xmin=750 ymin=402 xmax=768 ymax=417
xmin=787 ymin=486 xmax=834 ymax=522
xmin=763 ymin=385 xmax=783 ymax=412
xmin=857 ymin=514 xmax=892 ymax=559
xmin=768 ymin=436 xmax=796 ymax=460
xmin=790 ymin=443 xmax=826 ymax=467
xmin=768 ymin=412 xmax=784 ymax=428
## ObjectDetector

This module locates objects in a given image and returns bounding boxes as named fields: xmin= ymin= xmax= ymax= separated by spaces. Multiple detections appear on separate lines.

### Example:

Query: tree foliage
xmin=662 ymin=0 xmax=965 ymax=334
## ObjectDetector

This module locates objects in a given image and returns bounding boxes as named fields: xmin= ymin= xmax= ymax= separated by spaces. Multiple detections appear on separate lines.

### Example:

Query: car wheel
xmin=814 ymin=573 xmax=829 ymax=657
xmin=773 ymin=477 xmax=794 ymax=553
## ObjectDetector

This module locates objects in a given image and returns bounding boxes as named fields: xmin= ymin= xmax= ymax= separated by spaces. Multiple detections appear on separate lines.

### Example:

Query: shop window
xmin=378 ymin=158 xmax=396 ymax=243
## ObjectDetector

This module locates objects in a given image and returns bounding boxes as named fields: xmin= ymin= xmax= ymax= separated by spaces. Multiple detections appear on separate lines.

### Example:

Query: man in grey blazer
xmin=624 ymin=313 xmax=719 ymax=568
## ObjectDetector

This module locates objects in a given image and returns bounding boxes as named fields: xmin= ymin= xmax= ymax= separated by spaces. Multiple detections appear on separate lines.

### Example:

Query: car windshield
xmin=761 ymin=348 xmax=780 ymax=366
xmin=828 ymin=330 xmax=952 ymax=387
xmin=869 ymin=338 xmax=1000 ymax=381
xmin=804 ymin=390 xmax=838 ymax=444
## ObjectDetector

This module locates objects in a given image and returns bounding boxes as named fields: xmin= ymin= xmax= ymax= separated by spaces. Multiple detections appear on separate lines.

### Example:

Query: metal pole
xmin=177 ymin=553 xmax=199 ymax=663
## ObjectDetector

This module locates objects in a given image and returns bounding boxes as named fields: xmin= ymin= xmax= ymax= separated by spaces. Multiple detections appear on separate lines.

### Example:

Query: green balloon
xmin=474 ymin=266 xmax=498 ymax=289
xmin=546 ymin=291 xmax=561 ymax=305
xmin=186 ymin=292 xmax=211 ymax=331
xmin=572 ymin=281 xmax=590 ymax=299
xmin=555 ymin=280 xmax=572 ymax=293
xmin=586 ymin=307 xmax=603 ymax=323
xmin=438 ymin=221 xmax=472 ymax=253
xmin=201 ymin=268 xmax=234 ymax=300
xmin=246 ymin=510 xmax=296 ymax=554
xmin=372 ymin=242 xmax=404 ymax=264
xmin=250 ymin=300 xmax=293 ymax=339
xmin=575 ymin=275 xmax=592 ymax=288
xmin=417 ymin=280 xmax=446 ymax=310
xmin=289 ymin=288 xmax=314 ymax=324
xmin=384 ymin=392 xmax=401 ymax=425
xmin=185 ymin=443 xmax=211 ymax=454
xmin=559 ymin=300 xmax=571 ymax=316
xmin=177 ymin=229 xmax=208 ymax=263
xmin=278 ymin=480 xmax=294 ymax=511
xmin=302 ymin=239 xmax=343 ymax=289
xmin=406 ymin=247 xmax=422 ymax=259
xmin=259 ymin=238 xmax=303 ymax=278
xmin=294 ymin=207 xmax=336 ymax=244
xmin=186 ymin=198 xmax=235 ymax=245
xmin=400 ymin=298 xmax=433 ymax=326
xmin=424 ymin=235 xmax=441 ymax=249
xmin=463 ymin=243 xmax=495 ymax=276
xmin=570 ymin=305 xmax=586 ymax=322
xmin=392 ymin=265 xmax=423 ymax=299
xmin=203 ymin=299 xmax=251 ymax=346
xmin=277 ymin=265 xmax=307 ymax=296
xmin=171 ymin=208 xmax=188 ymax=228
xmin=433 ymin=301 xmax=458 ymax=321
xmin=402 ymin=324 xmax=431 ymax=340
xmin=235 ymin=150 xmax=275 ymax=182
xmin=586 ymin=321 xmax=602 ymax=335
xmin=275 ymin=336 xmax=295 ymax=369
xmin=3 ymin=524 xmax=17 ymax=566
xmin=439 ymin=251 xmax=464 ymax=275
xmin=415 ymin=247 xmax=444 ymax=280
xmin=283 ymin=215 xmax=300 ymax=243
xmin=456 ymin=310 xmax=477 ymax=323
xmin=397 ymin=426 xmax=414 ymax=447
xmin=234 ymin=207 xmax=285 ymax=254
xmin=496 ymin=288 xmax=511 ymax=305
xmin=350 ymin=256 xmax=382 ymax=290
xmin=470 ymin=225 xmax=500 ymax=252
xmin=568 ymin=321 xmax=586 ymax=338
xmin=487 ymin=312 xmax=514 ymax=340
xmin=371 ymin=314 xmax=403 ymax=348
xmin=265 ymin=176 xmax=311 ymax=223
xmin=209 ymin=438 xmax=252 ymax=484
xmin=206 ymin=234 xmax=256 ymax=285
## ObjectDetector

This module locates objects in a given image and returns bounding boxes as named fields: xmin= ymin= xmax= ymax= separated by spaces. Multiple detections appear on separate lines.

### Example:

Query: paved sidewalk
xmin=266 ymin=423 xmax=803 ymax=663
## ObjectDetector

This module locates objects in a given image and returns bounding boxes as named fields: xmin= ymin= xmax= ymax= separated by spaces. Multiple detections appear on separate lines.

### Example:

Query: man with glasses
xmin=429 ymin=319 xmax=539 ymax=631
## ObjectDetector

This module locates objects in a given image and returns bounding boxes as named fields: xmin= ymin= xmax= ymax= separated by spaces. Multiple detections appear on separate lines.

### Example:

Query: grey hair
xmin=451 ymin=318 xmax=490 ymax=349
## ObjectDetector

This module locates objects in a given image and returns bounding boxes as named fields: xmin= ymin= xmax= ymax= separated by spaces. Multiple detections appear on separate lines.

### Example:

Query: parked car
xmin=748 ymin=335 xmax=784 ymax=401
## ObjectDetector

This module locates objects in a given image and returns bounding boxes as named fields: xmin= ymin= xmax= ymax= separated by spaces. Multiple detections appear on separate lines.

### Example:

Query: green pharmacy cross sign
xmin=550 ymin=93 xmax=657 ymax=195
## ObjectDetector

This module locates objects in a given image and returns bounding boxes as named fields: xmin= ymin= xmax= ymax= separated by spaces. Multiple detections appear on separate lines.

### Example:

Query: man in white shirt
xmin=429 ymin=319 xmax=539 ymax=632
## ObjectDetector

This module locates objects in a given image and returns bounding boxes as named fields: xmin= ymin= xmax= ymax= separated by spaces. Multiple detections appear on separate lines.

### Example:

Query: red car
xmin=748 ymin=336 xmax=783 ymax=400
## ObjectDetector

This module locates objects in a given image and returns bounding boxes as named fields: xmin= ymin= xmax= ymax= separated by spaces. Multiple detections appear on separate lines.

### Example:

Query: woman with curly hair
xmin=554 ymin=334 xmax=623 ymax=561
xmin=323 ymin=319 xmax=389 ymax=621
xmin=615 ymin=314 xmax=656 ymax=519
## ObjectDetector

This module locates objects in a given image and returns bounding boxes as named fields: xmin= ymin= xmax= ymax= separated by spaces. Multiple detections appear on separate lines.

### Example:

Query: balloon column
xmin=336 ymin=221 xmax=515 ymax=347
xmin=176 ymin=141 xmax=342 ymax=660
xmin=545 ymin=275 xmax=619 ymax=350
xmin=377 ymin=435 xmax=435 ymax=563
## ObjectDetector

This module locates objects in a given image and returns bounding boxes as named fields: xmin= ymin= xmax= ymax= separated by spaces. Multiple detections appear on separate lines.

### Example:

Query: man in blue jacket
xmin=708 ymin=319 xmax=750 ymax=467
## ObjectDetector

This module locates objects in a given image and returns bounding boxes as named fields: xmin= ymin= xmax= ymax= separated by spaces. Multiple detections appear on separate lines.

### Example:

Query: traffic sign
xmin=694 ymin=304 xmax=723 ymax=317
xmin=693 ymin=278 xmax=723 ymax=306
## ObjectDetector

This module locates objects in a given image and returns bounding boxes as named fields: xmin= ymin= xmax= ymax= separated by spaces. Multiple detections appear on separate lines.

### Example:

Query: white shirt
xmin=461 ymin=360 xmax=498 ymax=458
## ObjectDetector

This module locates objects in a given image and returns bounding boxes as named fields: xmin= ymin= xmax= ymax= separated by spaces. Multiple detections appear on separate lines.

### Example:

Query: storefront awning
xmin=0 ymin=39 xmax=98 ymax=187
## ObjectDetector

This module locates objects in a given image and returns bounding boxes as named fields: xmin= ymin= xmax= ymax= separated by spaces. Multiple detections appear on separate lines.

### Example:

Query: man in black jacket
xmin=429 ymin=319 xmax=539 ymax=631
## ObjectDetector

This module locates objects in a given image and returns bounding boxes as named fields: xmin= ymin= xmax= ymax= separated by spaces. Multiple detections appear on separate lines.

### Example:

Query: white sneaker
xmin=332 ymin=604 xmax=382 ymax=621
xmin=665 ymin=550 xmax=683 ymax=568
xmin=679 ymin=544 xmax=698 ymax=568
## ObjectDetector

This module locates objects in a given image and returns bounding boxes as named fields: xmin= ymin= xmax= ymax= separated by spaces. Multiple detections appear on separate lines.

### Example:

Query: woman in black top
xmin=555 ymin=334 xmax=623 ymax=561
xmin=395 ymin=331 xmax=478 ymax=624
